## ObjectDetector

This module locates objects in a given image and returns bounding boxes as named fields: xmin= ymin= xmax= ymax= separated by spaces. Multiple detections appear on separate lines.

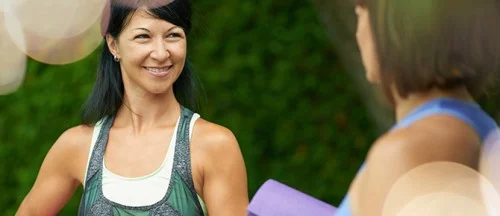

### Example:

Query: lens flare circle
xmin=383 ymin=162 xmax=500 ymax=216
xmin=3 ymin=0 xmax=108 ymax=64
xmin=0 ymin=12 xmax=27 ymax=95
xmin=113 ymin=0 xmax=175 ymax=9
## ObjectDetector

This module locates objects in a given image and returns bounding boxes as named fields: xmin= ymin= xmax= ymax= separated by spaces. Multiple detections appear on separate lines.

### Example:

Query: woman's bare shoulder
xmin=368 ymin=114 xmax=480 ymax=168
xmin=191 ymin=118 xmax=239 ymax=151
xmin=55 ymin=125 xmax=94 ymax=153
xmin=49 ymin=124 xmax=95 ymax=181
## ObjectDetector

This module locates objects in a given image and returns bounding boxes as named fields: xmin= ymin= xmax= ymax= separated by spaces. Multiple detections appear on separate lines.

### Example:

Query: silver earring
xmin=113 ymin=55 xmax=120 ymax=62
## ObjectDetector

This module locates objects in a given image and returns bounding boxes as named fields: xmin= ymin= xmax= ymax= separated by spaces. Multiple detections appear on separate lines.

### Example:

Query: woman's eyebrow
xmin=132 ymin=26 xmax=180 ymax=32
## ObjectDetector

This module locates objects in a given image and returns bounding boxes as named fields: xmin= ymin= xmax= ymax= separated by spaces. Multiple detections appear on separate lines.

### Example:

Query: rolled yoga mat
xmin=247 ymin=179 xmax=337 ymax=216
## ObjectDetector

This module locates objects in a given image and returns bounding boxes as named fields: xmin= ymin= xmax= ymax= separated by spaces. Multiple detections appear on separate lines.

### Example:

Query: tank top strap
xmin=172 ymin=106 xmax=204 ymax=211
xmin=392 ymin=98 xmax=497 ymax=140
xmin=84 ymin=116 xmax=115 ymax=184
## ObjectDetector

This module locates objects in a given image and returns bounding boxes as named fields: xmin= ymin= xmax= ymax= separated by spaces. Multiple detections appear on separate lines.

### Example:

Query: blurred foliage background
xmin=1 ymin=0 xmax=499 ymax=215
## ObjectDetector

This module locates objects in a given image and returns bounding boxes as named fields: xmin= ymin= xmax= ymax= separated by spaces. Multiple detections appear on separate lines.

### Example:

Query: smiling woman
xmin=15 ymin=1 xmax=249 ymax=216
xmin=107 ymin=9 xmax=188 ymax=95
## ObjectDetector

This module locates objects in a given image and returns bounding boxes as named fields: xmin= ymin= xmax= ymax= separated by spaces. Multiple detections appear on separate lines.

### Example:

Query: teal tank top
xmin=78 ymin=107 xmax=206 ymax=216
xmin=335 ymin=98 xmax=499 ymax=216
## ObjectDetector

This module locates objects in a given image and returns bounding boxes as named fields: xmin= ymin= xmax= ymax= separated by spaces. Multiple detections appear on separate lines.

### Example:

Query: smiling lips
xmin=144 ymin=66 xmax=173 ymax=77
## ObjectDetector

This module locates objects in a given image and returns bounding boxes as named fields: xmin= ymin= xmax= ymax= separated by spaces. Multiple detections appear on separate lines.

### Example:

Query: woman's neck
xmin=115 ymin=87 xmax=181 ymax=134
xmin=393 ymin=87 xmax=474 ymax=122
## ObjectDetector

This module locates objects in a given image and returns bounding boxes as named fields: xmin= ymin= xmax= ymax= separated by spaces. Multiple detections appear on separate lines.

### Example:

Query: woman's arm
xmin=192 ymin=121 xmax=249 ymax=216
xmin=16 ymin=126 xmax=90 ymax=216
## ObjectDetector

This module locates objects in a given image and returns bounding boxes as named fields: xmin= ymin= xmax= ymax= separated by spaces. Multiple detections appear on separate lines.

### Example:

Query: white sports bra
xmin=83 ymin=113 xmax=206 ymax=211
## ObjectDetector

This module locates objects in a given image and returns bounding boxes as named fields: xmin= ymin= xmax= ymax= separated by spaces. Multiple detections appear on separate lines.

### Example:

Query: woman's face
xmin=107 ymin=9 xmax=187 ymax=95
xmin=355 ymin=5 xmax=381 ymax=84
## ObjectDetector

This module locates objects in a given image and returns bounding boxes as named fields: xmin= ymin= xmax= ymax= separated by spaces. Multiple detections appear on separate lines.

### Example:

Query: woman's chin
xmin=144 ymin=86 xmax=172 ymax=95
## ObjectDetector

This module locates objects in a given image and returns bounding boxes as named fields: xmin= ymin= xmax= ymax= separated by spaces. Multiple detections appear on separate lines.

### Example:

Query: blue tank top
xmin=335 ymin=98 xmax=498 ymax=216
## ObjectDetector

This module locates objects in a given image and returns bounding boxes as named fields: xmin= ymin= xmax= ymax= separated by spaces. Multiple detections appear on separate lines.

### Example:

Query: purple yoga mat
xmin=247 ymin=179 xmax=337 ymax=216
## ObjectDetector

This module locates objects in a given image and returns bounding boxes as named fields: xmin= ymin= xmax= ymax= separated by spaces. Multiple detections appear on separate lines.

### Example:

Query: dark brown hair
xmin=81 ymin=0 xmax=202 ymax=125
xmin=355 ymin=0 xmax=500 ymax=102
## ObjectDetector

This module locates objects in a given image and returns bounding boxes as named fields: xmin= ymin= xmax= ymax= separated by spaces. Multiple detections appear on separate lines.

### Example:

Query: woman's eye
xmin=167 ymin=33 xmax=181 ymax=38
xmin=135 ymin=34 xmax=150 ymax=39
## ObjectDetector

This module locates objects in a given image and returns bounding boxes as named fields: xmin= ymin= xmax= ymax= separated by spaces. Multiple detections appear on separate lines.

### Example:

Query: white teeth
xmin=145 ymin=67 xmax=170 ymax=73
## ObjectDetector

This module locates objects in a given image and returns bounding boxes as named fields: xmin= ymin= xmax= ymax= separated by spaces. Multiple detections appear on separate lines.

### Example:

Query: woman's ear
xmin=106 ymin=34 xmax=120 ymax=58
